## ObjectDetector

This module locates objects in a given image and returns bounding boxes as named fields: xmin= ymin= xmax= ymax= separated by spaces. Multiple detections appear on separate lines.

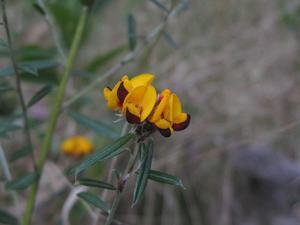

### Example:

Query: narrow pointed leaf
xmin=77 ymin=192 xmax=110 ymax=213
xmin=148 ymin=170 xmax=185 ymax=188
xmin=78 ymin=178 xmax=116 ymax=190
xmin=0 ymin=122 xmax=22 ymax=138
xmin=138 ymin=143 xmax=146 ymax=162
xmin=0 ymin=60 xmax=57 ymax=77
xmin=27 ymin=85 xmax=53 ymax=108
xmin=86 ymin=45 xmax=126 ymax=73
xmin=69 ymin=111 xmax=119 ymax=139
xmin=5 ymin=172 xmax=38 ymax=190
xmin=133 ymin=140 xmax=154 ymax=205
xmin=75 ymin=133 xmax=134 ymax=175
xmin=0 ymin=209 xmax=18 ymax=225
xmin=32 ymin=2 xmax=46 ymax=15
xmin=9 ymin=146 xmax=32 ymax=162
xmin=0 ymin=85 xmax=14 ymax=93
xmin=127 ymin=13 xmax=137 ymax=51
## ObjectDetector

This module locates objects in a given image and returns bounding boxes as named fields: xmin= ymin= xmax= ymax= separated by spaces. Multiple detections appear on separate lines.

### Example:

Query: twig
xmin=1 ymin=0 xmax=37 ymax=170
xmin=101 ymin=122 xmax=129 ymax=201
xmin=21 ymin=6 xmax=89 ymax=225
xmin=104 ymin=143 xmax=140 ymax=225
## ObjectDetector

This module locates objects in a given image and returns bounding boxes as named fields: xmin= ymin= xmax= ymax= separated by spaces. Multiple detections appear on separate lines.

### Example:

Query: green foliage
xmin=48 ymin=0 xmax=83 ymax=48
xmin=133 ymin=140 xmax=153 ymax=205
xmin=0 ymin=209 xmax=18 ymax=225
xmin=138 ymin=142 xmax=146 ymax=162
xmin=5 ymin=172 xmax=39 ymax=190
xmin=86 ymin=45 xmax=127 ymax=73
xmin=78 ymin=178 xmax=116 ymax=190
xmin=75 ymin=133 xmax=134 ymax=175
xmin=0 ymin=121 xmax=22 ymax=138
xmin=27 ymin=85 xmax=53 ymax=108
xmin=127 ymin=13 xmax=137 ymax=51
xmin=69 ymin=111 xmax=119 ymax=139
xmin=77 ymin=192 xmax=110 ymax=213
xmin=0 ymin=60 xmax=57 ymax=77
xmin=148 ymin=170 xmax=185 ymax=188
xmin=80 ymin=0 xmax=95 ymax=7
xmin=9 ymin=146 xmax=32 ymax=163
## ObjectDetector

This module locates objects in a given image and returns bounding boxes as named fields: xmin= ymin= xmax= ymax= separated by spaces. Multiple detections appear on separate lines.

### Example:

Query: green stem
xmin=21 ymin=6 xmax=88 ymax=225
xmin=104 ymin=143 xmax=139 ymax=225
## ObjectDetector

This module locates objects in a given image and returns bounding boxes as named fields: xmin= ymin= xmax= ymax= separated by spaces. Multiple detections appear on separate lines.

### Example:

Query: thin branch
xmin=0 ymin=0 xmax=37 ymax=169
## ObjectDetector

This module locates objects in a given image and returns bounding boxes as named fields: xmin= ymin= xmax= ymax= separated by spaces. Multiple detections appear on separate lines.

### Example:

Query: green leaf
xmin=27 ymin=85 xmax=53 ymax=108
xmin=69 ymin=111 xmax=119 ymax=139
xmin=0 ymin=85 xmax=14 ymax=94
xmin=77 ymin=192 xmax=110 ymax=213
xmin=133 ymin=140 xmax=154 ymax=205
xmin=86 ymin=45 xmax=127 ymax=73
xmin=150 ymin=0 xmax=169 ymax=13
xmin=148 ymin=170 xmax=185 ymax=188
xmin=32 ymin=1 xmax=46 ymax=16
xmin=0 ymin=60 xmax=57 ymax=77
xmin=5 ymin=172 xmax=38 ymax=190
xmin=75 ymin=133 xmax=134 ymax=175
xmin=138 ymin=143 xmax=146 ymax=162
xmin=0 ymin=209 xmax=18 ymax=225
xmin=9 ymin=146 xmax=32 ymax=163
xmin=127 ymin=13 xmax=137 ymax=51
xmin=80 ymin=0 xmax=95 ymax=7
xmin=0 ymin=122 xmax=22 ymax=138
xmin=78 ymin=178 xmax=116 ymax=190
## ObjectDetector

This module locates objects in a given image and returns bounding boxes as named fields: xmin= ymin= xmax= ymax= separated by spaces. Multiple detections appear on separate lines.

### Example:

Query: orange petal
xmin=130 ymin=73 xmax=154 ymax=88
xmin=149 ymin=89 xmax=171 ymax=123
xmin=140 ymin=85 xmax=157 ymax=122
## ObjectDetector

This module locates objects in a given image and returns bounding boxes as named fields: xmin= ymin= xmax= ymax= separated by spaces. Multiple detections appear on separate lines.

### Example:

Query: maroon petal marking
xmin=117 ymin=82 xmax=129 ymax=104
xmin=125 ymin=108 xmax=140 ymax=124
xmin=158 ymin=127 xmax=172 ymax=137
xmin=173 ymin=114 xmax=191 ymax=131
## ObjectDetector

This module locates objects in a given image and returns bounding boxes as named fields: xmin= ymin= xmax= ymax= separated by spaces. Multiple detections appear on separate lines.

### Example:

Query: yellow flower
xmin=61 ymin=136 xmax=93 ymax=157
xmin=103 ymin=74 xmax=157 ymax=124
xmin=149 ymin=89 xmax=190 ymax=137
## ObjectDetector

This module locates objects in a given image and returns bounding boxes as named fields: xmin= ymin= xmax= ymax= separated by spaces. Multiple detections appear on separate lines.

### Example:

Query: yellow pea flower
xmin=103 ymin=74 xmax=157 ymax=124
xmin=61 ymin=136 xmax=93 ymax=157
xmin=149 ymin=89 xmax=190 ymax=137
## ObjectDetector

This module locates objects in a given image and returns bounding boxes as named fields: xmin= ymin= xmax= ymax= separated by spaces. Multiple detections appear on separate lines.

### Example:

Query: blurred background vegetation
xmin=1 ymin=0 xmax=300 ymax=225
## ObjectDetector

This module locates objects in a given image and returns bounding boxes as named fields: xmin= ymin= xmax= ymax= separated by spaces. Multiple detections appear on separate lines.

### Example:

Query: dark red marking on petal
xmin=173 ymin=114 xmax=191 ymax=131
xmin=157 ymin=127 xmax=172 ymax=137
xmin=117 ymin=82 xmax=129 ymax=104
xmin=125 ymin=108 xmax=141 ymax=124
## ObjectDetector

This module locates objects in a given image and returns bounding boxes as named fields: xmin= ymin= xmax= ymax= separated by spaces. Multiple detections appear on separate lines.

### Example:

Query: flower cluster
xmin=103 ymin=74 xmax=190 ymax=137
xmin=61 ymin=136 xmax=93 ymax=157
